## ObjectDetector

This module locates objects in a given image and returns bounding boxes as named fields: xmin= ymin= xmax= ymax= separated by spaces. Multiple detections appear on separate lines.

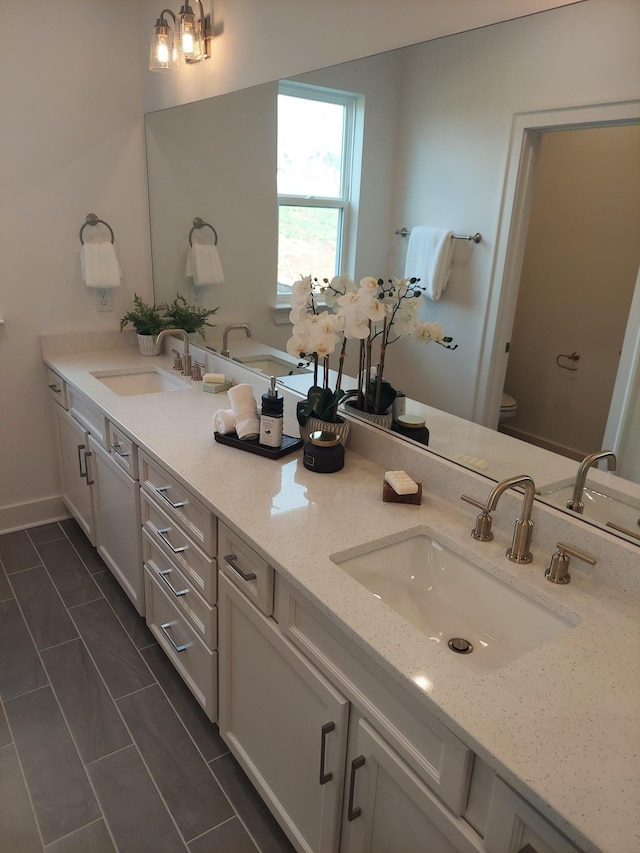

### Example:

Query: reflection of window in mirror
xmin=276 ymin=81 xmax=363 ymax=300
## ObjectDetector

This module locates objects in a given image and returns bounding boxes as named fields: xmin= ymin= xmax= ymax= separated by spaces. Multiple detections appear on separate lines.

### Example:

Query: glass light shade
xmin=149 ymin=18 xmax=177 ymax=71
xmin=178 ymin=3 xmax=204 ymax=63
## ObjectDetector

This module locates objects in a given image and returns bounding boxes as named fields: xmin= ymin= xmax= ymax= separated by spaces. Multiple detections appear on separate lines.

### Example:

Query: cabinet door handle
xmin=347 ymin=755 xmax=365 ymax=821
xmin=155 ymin=485 xmax=187 ymax=509
xmin=111 ymin=442 xmax=130 ymax=459
xmin=224 ymin=553 xmax=257 ymax=581
xmin=160 ymin=622 xmax=189 ymax=652
xmin=77 ymin=443 xmax=87 ymax=479
xmin=48 ymin=383 xmax=62 ymax=394
xmin=83 ymin=451 xmax=94 ymax=486
xmin=319 ymin=721 xmax=335 ymax=784
xmin=158 ymin=569 xmax=188 ymax=597
xmin=156 ymin=527 xmax=187 ymax=553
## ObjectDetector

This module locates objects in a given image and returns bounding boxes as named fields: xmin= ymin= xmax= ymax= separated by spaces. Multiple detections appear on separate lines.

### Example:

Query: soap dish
xmin=382 ymin=480 xmax=422 ymax=505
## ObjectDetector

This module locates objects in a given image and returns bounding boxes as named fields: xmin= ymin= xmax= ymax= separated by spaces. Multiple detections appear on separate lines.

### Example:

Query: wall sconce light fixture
xmin=149 ymin=2 xmax=212 ymax=71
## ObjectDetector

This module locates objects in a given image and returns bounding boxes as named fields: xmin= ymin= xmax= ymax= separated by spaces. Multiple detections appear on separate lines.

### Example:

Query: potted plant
xmin=119 ymin=293 xmax=168 ymax=355
xmin=161 ymin=292 xmax=219 ymax=340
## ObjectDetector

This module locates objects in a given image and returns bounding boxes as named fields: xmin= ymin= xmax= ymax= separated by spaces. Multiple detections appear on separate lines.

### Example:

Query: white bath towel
xmin=212 ymin=408 xmax=236 ymax=435
xmin=80 ymin=241 xmax=122 ymax=288
xmin=404 ymin=226 xmax=454 ymax=301
xmin=186 ymin=243 xmax=224 ymax=286
xmin=228 ymin=384 xmax=259 ymax=440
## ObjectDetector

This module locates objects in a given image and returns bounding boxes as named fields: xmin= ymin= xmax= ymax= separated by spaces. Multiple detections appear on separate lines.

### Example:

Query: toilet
xmin=499 ymin=392 xmax=518 ymax=421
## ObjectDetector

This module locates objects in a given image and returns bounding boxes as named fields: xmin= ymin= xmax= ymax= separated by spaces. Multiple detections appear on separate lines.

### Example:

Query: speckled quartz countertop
xmin=42 ymin=342 xmax=640 ymax=853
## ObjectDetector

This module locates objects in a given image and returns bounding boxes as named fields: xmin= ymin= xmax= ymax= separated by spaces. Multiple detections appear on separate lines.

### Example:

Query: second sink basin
xmin=234 ymin=354 xmax=312 ymax=377
xmin=91 ymin=368 xmax=190 ymax=396
xmin=333 ymin=533 xmax=575 ymax=673
xmin=541 ymin=482 xmax=640 ymax=535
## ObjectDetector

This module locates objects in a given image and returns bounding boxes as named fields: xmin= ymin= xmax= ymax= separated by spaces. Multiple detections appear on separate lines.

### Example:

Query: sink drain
xmin=448 ymin=637 xmax=473 ymax=654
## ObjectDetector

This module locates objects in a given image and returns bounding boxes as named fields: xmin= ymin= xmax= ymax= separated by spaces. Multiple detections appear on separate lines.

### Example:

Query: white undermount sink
xmin=541 ymin=482 xmax=640 ymax=536
xmin=333 ymin=533 xmax=575 ymax=673
xmin=234 ymin=354 xmax=312 ymax=377
xmin=91 ymin=368 xmax=191 ymax=396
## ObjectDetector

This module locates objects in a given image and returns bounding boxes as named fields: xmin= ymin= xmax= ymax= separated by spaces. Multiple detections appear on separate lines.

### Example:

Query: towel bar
xmin=395 ymin=227 xmax=482 ymax=243
xmin=189 ymin=217 xmax=218 ymax=246
xmin=79 ymin=213 xmax=115 ymax=244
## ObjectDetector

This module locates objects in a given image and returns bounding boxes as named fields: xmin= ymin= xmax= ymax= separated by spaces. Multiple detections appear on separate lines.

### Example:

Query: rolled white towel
xmin=212 ymin=408 xmax=236 ymax=435
xmin=228 ymin=384 xmax=259 ymax=440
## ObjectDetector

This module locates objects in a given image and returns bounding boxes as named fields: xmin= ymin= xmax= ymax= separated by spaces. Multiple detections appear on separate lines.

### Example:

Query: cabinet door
xmin=341 ymin=716 xmax=483 ymax=853
xmin=218 ymin=573 xmax=348 ymax=853
xmin=90 ymin=437 xmax=143 ymax=615
xmin=54 ymin=405 xmax=95 ymax=544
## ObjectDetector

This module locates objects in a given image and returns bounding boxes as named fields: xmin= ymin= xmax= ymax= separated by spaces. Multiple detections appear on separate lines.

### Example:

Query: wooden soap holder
xmin=382 ymin=480 xmax=422 ymax=505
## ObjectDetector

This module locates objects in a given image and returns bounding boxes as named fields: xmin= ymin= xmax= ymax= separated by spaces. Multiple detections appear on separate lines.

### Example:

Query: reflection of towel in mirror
xmin=212 ymin=408 xmax=236 ymax=435
xmin=404 ymin=226 xmax=454 ymax=300
xmin=80 ymin=241 xmax=122 ymax=288
xmin=228 ymin=384 xmax=259 ymax=440
xmin=186 ymin=243 xmax=224 ymax=285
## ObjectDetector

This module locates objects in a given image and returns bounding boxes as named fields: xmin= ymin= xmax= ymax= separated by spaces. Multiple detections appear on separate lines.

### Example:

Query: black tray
xmin=214 ymin=430 xmax=303 ymax=459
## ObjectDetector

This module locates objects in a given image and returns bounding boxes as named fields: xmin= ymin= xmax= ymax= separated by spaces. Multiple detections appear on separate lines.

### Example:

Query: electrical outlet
xmin=191 ymin=285 xmax=201 ymax=305
xmin=96 ymin=289 xmax=112 ymax=312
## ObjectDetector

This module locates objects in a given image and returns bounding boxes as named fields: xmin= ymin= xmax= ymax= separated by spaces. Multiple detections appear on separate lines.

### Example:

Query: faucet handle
xmin=171 ymin=349 xmax=183 ymax=372
xmin=461 ymin=494 xmax=494 ymax=542
xmin=545 ymin=541 xmax=597 ymax=584
xmin=191 ymin=361 xmax=205 ymax=382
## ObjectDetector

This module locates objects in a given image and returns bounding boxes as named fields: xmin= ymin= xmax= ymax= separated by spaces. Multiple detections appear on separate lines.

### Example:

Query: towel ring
xmin=79 ymin=213 xmax=115 ymax=245
xmin=189 ymin=217 xmax=218 ymax=246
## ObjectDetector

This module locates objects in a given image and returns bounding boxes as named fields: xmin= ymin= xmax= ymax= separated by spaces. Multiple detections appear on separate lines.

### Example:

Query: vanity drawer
xmin=141 ymin=492 xmax=216 ymax=604
xmin=145 ymin=566 xmax=217 ymax=722
xmin=143 ymin=528 xmax=217 ymax=648
xmin=106 ymin=421 xmax=138 ymax=478
xmin=46 ymin=369 xmax=67 ymax=409
xmin=218 ymin=521 xmax=274 ymax=616
xmin=139 ymin=450 xmax=216 ymax=556
xmin=275 ymin=576 xmax=472 ymax=814
xmin=484 ymin=778 xmax=580 ymax=853
xmin=67 ymin=386 xmax=107 ymax=446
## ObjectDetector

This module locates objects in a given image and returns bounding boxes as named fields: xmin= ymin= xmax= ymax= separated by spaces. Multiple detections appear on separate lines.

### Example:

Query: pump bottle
xmin=259 ymin=376 xmax=284 ymax=448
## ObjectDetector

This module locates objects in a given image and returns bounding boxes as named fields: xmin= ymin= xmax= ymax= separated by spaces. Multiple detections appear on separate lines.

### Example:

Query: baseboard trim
xmin=0 ymin=496 xmax=69 ymax=535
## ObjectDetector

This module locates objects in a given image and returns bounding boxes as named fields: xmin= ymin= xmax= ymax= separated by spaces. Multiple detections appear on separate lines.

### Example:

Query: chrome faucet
xmin=566 ymin=450 xmax=616 ymax=513
xmin=462 ymin=475 xmax=536 ymax=564
xmin=221 ymin=324 xmax=252 ymax=357
xmin=156 ymin=329 xmax=192 ymax=377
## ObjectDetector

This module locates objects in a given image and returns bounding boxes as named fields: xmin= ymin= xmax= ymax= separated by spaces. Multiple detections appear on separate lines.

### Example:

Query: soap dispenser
xmin=259 ymin=376 xmax=284 ymax=448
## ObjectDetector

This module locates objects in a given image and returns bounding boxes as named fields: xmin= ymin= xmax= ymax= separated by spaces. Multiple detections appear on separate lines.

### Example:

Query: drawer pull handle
xmin=319 ymin=721 xmax=335 ymax=785
xmin=347 ymin=755 xmax=365 ymax=821
xmin=84 ymin=451 xmax=94 ymax=486
xmin=156 ymin=527 xmax=187 ymax=554
xmin=224 ymin=553 xmax=257 ymax=581
xmin=155 ymin=485 xmax=187 ymax=509
xmin=160 ymin=622 xmax=189 ymax=653
xmin=158 ymin=569 xmax=188 ymax=597
xmin=111 ymin=442 xmax=130 ymax=459
xmin=48 ymin=383 xmax=62 ymax=393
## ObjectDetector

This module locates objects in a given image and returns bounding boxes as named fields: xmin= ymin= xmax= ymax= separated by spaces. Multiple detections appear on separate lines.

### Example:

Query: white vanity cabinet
xmin=53 ymin=404 xmax=96 ymax=545
xmin=218 ymin=535 xmax=481 ymax=853
xmin=139 ymin=450 xmax=218 ymax=721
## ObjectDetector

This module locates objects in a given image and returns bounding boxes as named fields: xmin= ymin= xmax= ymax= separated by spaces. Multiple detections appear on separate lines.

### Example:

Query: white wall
xmin=0 ymin=0 xmax=612 ymax=532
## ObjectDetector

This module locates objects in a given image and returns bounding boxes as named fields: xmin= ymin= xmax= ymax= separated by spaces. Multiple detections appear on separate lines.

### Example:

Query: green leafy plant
xmin=296 ymin=385 xmax=346 ymax=427
xmin=161 ymin=292 xmax=218 ymax=339
xmin=119 ymin=294 xmax=167 ymax=337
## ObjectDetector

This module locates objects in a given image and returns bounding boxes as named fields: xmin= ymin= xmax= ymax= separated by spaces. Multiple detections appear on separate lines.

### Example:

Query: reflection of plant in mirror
xmin=119 ymin=294 xmax=168 ymax=336
xmin=161 ymin=292 xmax=219 ymax=339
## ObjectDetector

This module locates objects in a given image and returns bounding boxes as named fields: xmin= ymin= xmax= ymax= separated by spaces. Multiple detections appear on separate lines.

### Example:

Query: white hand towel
xmin=228 ymin=384 xmax=259 ymax=440
xmin=212 ymin=408 xmax=236 ymax=435
xmin=80 ymin=241 xmax=122 ymax=288
xmin=185 ymin=243 xmax=224 ymax=286
xmin=404 ymin=226 xmax=454 ymax=301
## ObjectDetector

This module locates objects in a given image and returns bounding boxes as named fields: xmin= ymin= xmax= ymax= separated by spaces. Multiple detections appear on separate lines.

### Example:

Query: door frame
xmin=473 ymin=99 xmax=640 ymax=433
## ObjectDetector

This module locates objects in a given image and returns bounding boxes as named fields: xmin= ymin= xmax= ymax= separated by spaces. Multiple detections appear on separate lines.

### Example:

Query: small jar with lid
xmin=392 ymin=414 xmax=430 ymax=446
xmin=303 ymin=430 xmax=345 ymax=473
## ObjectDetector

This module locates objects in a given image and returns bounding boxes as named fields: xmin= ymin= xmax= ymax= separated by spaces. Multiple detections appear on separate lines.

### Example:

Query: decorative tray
xmin=214 ymin=431 xmax=303 ymax=459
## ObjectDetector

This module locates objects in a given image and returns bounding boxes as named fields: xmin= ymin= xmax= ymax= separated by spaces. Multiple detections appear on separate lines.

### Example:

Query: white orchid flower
xmin=412 ymin=321 xmax=445 ymax=343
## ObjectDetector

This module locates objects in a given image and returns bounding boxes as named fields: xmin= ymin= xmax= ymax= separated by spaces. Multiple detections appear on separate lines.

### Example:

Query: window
xmin=277 ymin=82 xmax=361 ymax=299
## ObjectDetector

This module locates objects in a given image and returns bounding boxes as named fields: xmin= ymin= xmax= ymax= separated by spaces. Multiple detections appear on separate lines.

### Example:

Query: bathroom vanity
xmin=41 ymin=334 xmax=639 ymax=853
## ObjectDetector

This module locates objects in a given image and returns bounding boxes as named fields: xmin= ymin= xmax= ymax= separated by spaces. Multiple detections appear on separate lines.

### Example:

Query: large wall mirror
xmin=145 ymin=1 xmax=640 ymax=546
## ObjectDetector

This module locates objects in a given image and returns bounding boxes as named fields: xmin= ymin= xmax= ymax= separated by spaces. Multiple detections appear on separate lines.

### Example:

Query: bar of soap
xmin=203 ymin=372 xmax=226 ymax=384
xmin=384 ymin=470 xmax=419 ymax=495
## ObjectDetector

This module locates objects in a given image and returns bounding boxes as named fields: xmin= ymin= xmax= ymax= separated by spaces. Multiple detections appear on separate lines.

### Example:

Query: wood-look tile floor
xmin=0 ymin=520 xmax=296 ymax=853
